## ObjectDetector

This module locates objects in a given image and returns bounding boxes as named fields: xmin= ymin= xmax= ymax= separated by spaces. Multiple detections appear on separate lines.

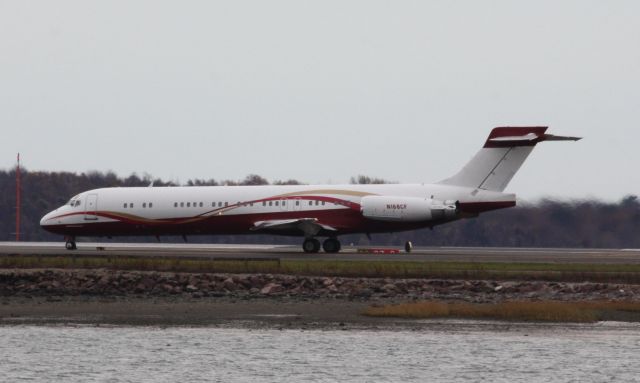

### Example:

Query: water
xmin=1 ymin=323 xmax=640 ymax=382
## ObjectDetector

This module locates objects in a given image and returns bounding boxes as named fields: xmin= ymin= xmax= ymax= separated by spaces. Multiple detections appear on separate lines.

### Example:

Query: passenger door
xmin=84 ymin=194 xmax=98 ymax=220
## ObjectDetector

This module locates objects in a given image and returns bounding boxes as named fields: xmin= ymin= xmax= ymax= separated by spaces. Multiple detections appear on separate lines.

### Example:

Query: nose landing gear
xmin=65 ymin=237 xmax=77 ymax=250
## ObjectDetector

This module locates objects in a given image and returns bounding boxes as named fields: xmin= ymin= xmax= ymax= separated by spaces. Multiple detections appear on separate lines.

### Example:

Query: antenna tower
xmin=16 ymin=153 xmax=21 ymax=241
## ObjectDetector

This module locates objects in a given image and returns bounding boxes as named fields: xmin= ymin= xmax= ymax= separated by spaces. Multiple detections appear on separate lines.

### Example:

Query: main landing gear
xmin=322 ymin=238 xmax=341 ymax=253
xmin=65 ymin=236 xmax=77 ymax=250
xmin=302 ymin=238 xmax=321 ymax=253
xmin=302 ymin=238 xmax=341 ymax=253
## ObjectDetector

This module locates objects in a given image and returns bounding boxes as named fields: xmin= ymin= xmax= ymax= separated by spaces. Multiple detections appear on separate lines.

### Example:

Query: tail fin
xmin=438 ymin=127 xmax=581 ymax=192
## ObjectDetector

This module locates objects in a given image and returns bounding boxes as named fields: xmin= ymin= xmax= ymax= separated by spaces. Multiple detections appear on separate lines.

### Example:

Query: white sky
xmin=1 ymin=1 xmax=638 ymax=201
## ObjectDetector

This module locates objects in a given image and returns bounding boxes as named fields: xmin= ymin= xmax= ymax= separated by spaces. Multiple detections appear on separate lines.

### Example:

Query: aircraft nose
xmin=40 ymin=210 xmax=55 ymax=227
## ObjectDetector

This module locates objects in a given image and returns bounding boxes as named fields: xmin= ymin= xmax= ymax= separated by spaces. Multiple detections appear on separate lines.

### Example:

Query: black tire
xmin=322 ymin=238 xmax=341 ymax=253
xmin=302 ymin=238 xmax=321 ymax=253
xmin=404 ymin=241 xmax=413 ymax=253
xmin=65 ymin=241 xmax=77 ymax=250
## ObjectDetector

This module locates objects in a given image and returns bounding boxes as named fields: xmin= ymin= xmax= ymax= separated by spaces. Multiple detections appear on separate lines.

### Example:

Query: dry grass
xmin=363 ymin=300 xmax=640 ymax=323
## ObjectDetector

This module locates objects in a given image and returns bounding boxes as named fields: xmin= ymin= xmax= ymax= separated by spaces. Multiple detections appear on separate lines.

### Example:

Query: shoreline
xmin=1 ymin=296 xmax=382 ymax=329
xmin=4 ymin=296 xmax=640 ymax=330
xmin=2 ymin=268 xmax=640 ymax=327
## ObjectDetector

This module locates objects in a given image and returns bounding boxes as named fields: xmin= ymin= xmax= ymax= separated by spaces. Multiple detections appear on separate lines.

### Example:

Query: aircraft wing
xmin=250 ymin=218 xmax=337 ymax=237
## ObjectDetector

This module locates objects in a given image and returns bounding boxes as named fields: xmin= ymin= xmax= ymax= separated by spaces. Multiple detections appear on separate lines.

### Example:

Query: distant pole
xmin=16 ymin=153 xmax=20 ymax=242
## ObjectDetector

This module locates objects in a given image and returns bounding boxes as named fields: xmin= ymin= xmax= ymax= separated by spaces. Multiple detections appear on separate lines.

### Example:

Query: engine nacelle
xmin=361 ymin=196 xmax=458 ymax=222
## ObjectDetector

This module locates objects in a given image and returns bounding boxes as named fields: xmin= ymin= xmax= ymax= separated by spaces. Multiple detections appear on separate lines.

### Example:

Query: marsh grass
xmin=363 ymin=300 xmax=640 ymax=322
xmin=2 ymin=255 xmax=640 ymax=283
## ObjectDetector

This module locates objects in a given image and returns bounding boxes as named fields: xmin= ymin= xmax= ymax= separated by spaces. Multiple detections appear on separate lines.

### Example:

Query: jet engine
xmin=361 ymin=196 xmax=458 ymax=222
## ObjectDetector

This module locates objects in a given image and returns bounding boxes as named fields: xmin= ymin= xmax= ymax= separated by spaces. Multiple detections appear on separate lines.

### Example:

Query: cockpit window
xmin=67 ymin=195 xmax=81 ymax=206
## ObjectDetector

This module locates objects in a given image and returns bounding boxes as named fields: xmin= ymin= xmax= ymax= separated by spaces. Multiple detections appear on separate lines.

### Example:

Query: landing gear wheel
xmin=322 ymin=238 xmax=341 ymax=253
xmin=65 ymin=241 xmax=77 ymax=250
xmin=302 ymin=238 xmax=321 ymax=253
xmin=404 ymin=241 xmax=413 ymax=253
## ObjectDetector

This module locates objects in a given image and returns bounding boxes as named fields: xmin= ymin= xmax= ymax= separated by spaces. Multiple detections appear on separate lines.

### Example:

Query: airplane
xmin=40 ymin=127 xmax=580 ymax=253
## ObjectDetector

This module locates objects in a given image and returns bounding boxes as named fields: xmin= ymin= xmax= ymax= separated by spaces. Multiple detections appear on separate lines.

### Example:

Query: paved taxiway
xmin=1 ymin=242 xmax=639 ymax=264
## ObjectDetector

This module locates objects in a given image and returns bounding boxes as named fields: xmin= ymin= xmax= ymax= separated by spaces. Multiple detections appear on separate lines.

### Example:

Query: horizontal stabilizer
xmin=440 ymin=126 xmax=581 ymax=192
xmin=488 ymin=132 xmax=539 ymax=143
xmin=541 ymin=134 xmax=582 ymax=142
xmin=484 ymin=127 xmax=582 ymax=148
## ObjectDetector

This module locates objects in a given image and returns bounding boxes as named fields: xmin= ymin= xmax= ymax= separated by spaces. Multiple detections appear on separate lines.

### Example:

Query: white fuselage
xmin=40 ymin=183 xmax=515 ymax=238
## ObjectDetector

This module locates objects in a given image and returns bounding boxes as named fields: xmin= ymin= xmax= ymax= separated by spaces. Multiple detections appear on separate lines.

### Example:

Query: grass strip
xmin=2 ymin=255 xmax=640 ymax=283
xmin=362 ymin=300 xmax=640 ymax=323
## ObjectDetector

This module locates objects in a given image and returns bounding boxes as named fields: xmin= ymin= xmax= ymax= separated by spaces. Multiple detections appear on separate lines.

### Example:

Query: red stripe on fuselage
xmin=42 ymin=208 xmax=434 ymax=237
xmin=42 ymin=200 xmax=514 ymax=237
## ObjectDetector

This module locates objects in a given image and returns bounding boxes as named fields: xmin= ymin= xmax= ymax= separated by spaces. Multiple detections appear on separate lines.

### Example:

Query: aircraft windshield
xmin=67 ymin=195 xmax=81 ymax=207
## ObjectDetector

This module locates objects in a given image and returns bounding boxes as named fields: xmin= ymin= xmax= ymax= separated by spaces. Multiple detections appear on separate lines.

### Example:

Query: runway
xmin=1 ymin=242 xmax=639 ymax=264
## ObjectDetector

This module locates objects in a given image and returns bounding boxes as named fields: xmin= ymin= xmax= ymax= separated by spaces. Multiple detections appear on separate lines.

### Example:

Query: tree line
xmin=1 ymin=169 xmax=638 ymax=248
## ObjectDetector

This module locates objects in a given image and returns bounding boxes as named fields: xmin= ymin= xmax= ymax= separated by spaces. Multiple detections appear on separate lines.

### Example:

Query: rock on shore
xmin=1 ymin=269 xmax=638 ymax=302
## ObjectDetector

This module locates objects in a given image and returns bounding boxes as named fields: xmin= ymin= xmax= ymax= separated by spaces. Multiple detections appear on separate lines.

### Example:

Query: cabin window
xmin=199 ymin=202 xmax=203 ymax=207
xmin=149 ymin=203 xmax=153 ymax=208
xmin=123 ymin=203 xmax=127 ymax=208
xmin=268 ymin=201 xmax=272 ymax=206
xmin=143 ymin=203 xmax=147 ymax=208
xmin=219 ymin=202 xmax=223 ymax=207
xmin=193 ymin=202 xmax=196 ymax=207
xmin=129 ymin=203 xmax=133 ymax=208
xmin=180 ymin=202 xmax=184 ymax=207
xmin=225 ymin=202 xmax=228 ymax=207
xmin=174 ymin=202 xmax=178 ymax=208
xmin=296 ymin=200 xmax=299 ymax=206
xmin=187 ymin=202 xmax=191 ymax=207
xmin=212 ymin=202 xmax=215 ymax=207
xmin=321 ymin=201 xmax=325 ymax=206
xmin=275 ymin=201 xmax=279 ymax=206
xmin=315 ymin=201 xmax=319 ymax=206
xmin=262 ymin=201 xmax=266 ymax=206
xmin=282 ymin=200 xmax=286 ymax=206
